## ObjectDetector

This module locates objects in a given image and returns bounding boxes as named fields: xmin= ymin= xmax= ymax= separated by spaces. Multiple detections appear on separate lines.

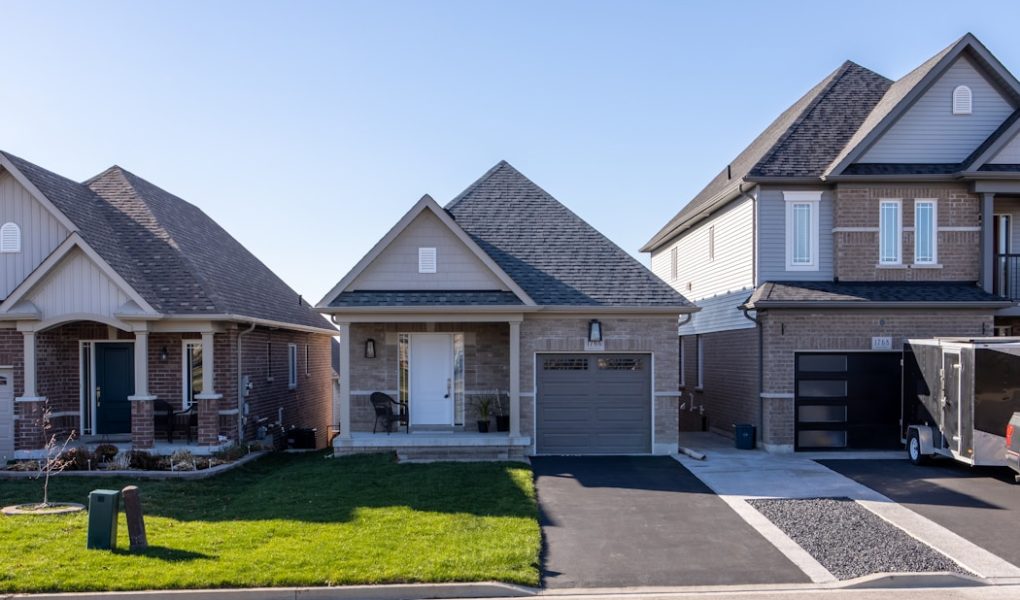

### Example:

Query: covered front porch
xmin=331 ymin=316 xmax=530 ymax=459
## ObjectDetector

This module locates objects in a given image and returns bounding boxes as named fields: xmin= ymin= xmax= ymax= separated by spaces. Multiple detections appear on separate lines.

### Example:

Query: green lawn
xmin=0 ymin=452 xmax=541 ymax=592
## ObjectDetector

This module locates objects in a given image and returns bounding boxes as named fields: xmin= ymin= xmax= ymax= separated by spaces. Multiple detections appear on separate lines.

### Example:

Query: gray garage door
xmin=536 ymin=354 xmax=651 ymax=454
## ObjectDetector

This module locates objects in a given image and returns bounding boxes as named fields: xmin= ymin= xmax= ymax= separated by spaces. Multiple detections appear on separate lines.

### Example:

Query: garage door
xmin=536 ymin=354 xmax=651 ymax=454
xmin=795 ymin=352 xmax=901 ymax=450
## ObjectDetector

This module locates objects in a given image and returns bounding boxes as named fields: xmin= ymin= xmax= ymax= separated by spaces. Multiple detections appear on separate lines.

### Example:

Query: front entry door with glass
xmin=409 ymin=334 xmax=454 ymax=427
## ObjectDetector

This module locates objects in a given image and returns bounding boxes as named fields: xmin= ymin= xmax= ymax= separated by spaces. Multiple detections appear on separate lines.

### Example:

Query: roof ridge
xmin=444 ymin=160 xmax=511 ymax=210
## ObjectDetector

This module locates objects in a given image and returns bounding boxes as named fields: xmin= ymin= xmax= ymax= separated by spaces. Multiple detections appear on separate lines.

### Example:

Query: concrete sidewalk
xmin=671 ymin=433 xmax=1020 ymax=583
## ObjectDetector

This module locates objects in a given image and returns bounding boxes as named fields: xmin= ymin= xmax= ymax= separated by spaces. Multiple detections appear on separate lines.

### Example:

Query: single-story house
xmin=318 ymin=161 xmax=696 ymax=459
xmin=0 ymin=151 xmax=337 ymax=460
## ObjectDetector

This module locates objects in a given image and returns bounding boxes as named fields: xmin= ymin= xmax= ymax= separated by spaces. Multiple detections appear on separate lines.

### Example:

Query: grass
xmin=0 ymin=452 xmax=541 ymax=592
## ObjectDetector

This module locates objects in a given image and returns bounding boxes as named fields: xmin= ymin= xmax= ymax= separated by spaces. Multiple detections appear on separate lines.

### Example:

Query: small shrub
xmin=93 ymin=444 xmax=119 ymax=464
xmin=128 ymin=450 xmax=161 ymax=470
xmin=170 ymin=449 xmax=196 ymax=471
xmin=59 ymin=447 xmax=94 ymax=471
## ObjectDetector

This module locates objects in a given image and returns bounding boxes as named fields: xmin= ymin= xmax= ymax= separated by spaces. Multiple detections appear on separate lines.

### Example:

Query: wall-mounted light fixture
xmin=365 ymin=338 xmax=377 ymax=359
xmin=588 ymin=320 xmax=603 ymax=343
xmin=159 ymin=346 xmax=168 ymax=361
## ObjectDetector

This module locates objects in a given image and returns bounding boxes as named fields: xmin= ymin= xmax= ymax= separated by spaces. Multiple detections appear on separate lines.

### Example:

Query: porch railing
xmin=994 ymin=254 xmax=1020 ymax=301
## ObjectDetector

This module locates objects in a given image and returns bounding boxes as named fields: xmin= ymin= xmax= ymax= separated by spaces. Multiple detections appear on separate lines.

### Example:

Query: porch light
xmin=364 ymin=338 xmax=377 ymax=359
xmin=159 ymin=346 xmax=168 ymax=361
xmin=588 ymin=320 xmax=603 ymax=343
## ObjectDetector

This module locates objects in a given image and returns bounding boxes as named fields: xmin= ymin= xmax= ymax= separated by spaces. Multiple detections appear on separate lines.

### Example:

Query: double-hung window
xmin=914 ymin=199 xmax=937 ymax=265
xmin=879 ymin=199 xmax=902 ymax=265
xmin=784 ymin=191 xmax=821 ymax=271
xmin=182 ymin=341 xmax=203 ymax=409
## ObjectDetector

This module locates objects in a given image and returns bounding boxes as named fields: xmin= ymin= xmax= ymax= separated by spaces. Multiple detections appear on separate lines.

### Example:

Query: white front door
xmin=409 ymin=334 xmax=454 ymax=426
xmin=0 ymin=369 xmax=13 ymax=461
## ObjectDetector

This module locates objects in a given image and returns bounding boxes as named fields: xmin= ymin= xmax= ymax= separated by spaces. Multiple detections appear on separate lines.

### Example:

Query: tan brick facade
xmin=834 ymin=183 xmax=980 ymax=282
xmin=758 ymin=308 xmax=993 ymax=450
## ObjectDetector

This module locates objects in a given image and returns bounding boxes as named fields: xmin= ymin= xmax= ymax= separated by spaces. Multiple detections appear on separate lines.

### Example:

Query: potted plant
xmin=473 ymin=395 xmax=493 ymax=433
xmin=494 ymin=390 xmax=510 ymax=432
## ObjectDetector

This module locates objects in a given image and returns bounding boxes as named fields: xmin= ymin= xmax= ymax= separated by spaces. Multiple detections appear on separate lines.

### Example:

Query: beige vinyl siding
xmin=757 ymin=187 xmax=834 ymax=281
xmin=350 ymin=210 xmax=507 ymax=291
xmin=678 ymin=289 xmax=755 ymax=336
xmin=990 ymin=131 xmax=1020 ymax=164
xmin=26 ymin=247 xmax=131 ymax=318
xmin=0 ymin=171 xmax=70 ymax=300
xmin=650 ymin=195 xmax=754 ymax=302
xmin=860 ymin=55 xmax=1015 ymax=163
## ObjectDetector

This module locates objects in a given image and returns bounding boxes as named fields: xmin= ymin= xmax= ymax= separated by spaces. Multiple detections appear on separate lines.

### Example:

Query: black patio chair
xmin=154 ymin=400 xmax=175 ymax=443
xmin=174 ymin=404 xmax=198 ymax=443
xmin=370 ymin=392 xmax=408 ymax=434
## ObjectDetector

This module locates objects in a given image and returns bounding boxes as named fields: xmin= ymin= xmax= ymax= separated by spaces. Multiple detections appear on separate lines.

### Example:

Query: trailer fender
xmin=908 ymin=425 xmax=935 ymax=456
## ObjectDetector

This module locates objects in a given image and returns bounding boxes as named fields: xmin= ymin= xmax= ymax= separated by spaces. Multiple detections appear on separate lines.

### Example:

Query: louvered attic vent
xmin=0 ymin=222 xmax=20 ymax=253
xmin=952 ymin=85 xmax=972 ymax=115
xmin=418 ymin=247 xmax=437 ymax=273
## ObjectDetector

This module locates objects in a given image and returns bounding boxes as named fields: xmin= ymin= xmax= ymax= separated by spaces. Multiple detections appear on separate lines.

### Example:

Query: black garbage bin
xmin=734 ymin=424 xmax=756 ymax=450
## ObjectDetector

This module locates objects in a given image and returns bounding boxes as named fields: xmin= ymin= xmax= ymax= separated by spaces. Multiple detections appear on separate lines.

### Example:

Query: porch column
xmin=195 ymin=331 xmax=223 ymax=445
xmin=336 ymin=322 xmax=352 ymax=439
xmin=128 ymin=330 xmax=157 ymax=450
xmin=982 ymin=192 xmax=995 ymax=293
xmin=509 ymin=320 xmax=521 ymax=437
xmin=16 ymin=330 xmax=43 ymax=401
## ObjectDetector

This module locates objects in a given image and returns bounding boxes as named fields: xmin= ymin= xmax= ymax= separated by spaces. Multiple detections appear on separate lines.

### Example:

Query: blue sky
xmin=3 ymin=1 xmax=1019 ymax=301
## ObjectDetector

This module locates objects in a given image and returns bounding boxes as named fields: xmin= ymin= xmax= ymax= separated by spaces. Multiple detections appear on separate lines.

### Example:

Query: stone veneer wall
xmin=758 ymin=308 xmax=992 ymax=451
xmin=834 ymin=183 xmax=980 ymax=282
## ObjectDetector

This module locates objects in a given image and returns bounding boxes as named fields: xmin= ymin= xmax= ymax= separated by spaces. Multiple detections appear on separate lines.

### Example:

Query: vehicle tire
xmin=908 ymin=429 xmax=928 ymax=466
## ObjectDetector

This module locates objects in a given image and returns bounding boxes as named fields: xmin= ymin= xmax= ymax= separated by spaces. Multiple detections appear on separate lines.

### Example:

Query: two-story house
xmin=0 ymin=151 xmax=336 ymax=461
xmin=643 ymin=34 xmax=1019 ymax=452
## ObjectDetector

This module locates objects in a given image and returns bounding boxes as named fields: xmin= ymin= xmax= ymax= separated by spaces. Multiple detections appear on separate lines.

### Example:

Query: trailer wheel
xmin=908 ymin=430 xmax=928 ymax=465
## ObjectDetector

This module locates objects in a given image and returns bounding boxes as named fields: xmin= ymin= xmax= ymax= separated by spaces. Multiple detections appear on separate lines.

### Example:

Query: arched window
xmin=953 ymin=85 xmax=972 ymax=115
xmin=0 ymin=222 xmax=20 ymax=253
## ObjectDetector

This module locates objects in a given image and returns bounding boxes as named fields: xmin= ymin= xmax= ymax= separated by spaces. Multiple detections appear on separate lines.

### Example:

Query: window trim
xmin=913 ymin=199 xmax=938 ymax=265
xmin=182 ymin=340 xmax=203 ymax=410
xmin=304 ymin=344 xmax=310 ymax=376
xmin=679 ymin=337 xmax=685 ymax=388
xmin=784 ymin=191 xmax=821 ymax=271
xmin=879 ymin=198 xmax=903 ymax=265
xmin=670 ymin=246 xmax=678 ymax=281
xmin=695 ymin=335 xmax=704 ymax=390
xmin=0 ymin=222 xmax=20 ymax=253
xmin=708 ymin=225 xmax=716 ymax=262
xmin=287 ymin=343 xmax=298 ymax=389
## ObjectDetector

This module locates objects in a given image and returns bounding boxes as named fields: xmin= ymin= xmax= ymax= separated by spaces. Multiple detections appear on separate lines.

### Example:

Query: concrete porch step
xmin=395 ymin=446 xmax=523 ymax=462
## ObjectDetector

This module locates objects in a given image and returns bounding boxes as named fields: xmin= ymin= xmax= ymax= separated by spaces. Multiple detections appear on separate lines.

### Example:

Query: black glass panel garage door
xmin=795 ymin=352 xmax=902 ymax=450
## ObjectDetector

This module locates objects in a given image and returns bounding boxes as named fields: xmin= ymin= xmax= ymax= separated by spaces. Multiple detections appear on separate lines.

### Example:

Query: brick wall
xmin=758 ymin=308 xmax=993 ymax=449
xmin=682 ymin=328 xmax=759 ymax=438
xmin=834 ymin=183 xmax=980 ymax=281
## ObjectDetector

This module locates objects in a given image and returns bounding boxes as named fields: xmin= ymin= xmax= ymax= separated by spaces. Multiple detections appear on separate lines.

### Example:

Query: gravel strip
xmin=747 ymin=497 xmax=968 ymax=580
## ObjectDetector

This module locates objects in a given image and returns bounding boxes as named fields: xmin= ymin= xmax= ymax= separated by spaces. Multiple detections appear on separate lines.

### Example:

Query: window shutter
xmin=418 ymin=247 xmax=437 ymax=273
xmin=0 ymin=222 xmax=20 ymax=253
xmin=952 ymin=85 xmax=972 ymax=115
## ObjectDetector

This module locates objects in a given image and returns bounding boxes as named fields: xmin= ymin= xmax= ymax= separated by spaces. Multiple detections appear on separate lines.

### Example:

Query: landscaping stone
xmin=747 ymin=497 xmax=968 ymax=580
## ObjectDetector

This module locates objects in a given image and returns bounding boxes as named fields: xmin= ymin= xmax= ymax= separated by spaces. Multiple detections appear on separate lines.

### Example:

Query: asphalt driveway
xmin=532 ymin=455 xmax=808 ymax=588
xmin=821 ymin=459 xmax=1020 ymax=568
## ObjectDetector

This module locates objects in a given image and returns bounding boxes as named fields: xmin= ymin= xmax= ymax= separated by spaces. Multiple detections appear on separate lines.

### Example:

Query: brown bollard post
xmin=121 ymin=485 xmax=148 ymax=551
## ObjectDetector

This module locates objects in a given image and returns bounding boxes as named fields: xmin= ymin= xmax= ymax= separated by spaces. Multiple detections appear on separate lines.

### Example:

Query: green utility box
xmin=87 ymin=489 xmax=121 ymax=550
xmin=734 ymin=424 xmax=756 ymax=450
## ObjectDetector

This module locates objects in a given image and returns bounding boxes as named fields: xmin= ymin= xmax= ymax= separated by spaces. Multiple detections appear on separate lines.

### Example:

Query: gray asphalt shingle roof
xmin=2 ymin=151 xmax=333 ymax=331
xmin=744 ymin=281 xmax=1010 ymax=308
xmin=444 ymin=161 xmax=693 ymax=309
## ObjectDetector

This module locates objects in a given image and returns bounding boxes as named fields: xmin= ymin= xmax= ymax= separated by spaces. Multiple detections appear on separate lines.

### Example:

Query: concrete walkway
xmin=672 ymin=433 xmax=1020 ymax=584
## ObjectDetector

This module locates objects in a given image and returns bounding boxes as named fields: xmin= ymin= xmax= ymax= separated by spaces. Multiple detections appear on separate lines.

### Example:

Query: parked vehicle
xmin=1007 ymin=412 xmax=1020 ymax=478
xmin=902 ymin=338 xmax=1020 ymax=467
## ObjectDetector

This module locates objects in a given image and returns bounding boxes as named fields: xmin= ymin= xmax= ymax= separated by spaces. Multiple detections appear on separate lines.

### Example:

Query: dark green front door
xmin=95 ymin=343 xmax=134 ymax=435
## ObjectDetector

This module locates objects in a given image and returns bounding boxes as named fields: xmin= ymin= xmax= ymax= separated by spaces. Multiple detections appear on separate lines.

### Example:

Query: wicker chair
xmin=369 ymin=392 xmax=408 ymax=434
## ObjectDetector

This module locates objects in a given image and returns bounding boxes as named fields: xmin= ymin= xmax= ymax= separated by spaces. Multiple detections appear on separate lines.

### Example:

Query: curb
xmin=840 ymin=571 xmax=988 ymax=589
xmin=3 ymin=583 xmax=537 ymax=600
xmin=0 ymin=452 xmax=266 ymax=481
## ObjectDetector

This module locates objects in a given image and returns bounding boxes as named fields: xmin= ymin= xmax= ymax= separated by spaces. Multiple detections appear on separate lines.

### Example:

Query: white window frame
xmin=0 ymin=222 xmax=20 ymax=253
xmin=695 ymin=335 xmax=704 ymax=390
xmin=679 ymin=337 xmax=685 ymax=388
xmin=913 ymin=199 xmax=938 ymax=265
xmin=708 ymin=225 xmax=716 ymax=262
xmin=670 ymin=246 xmax=678 ymax=281
xmin=287 ymin=343 xmax=298 ymax=389
xmin=182 ymin=340 xmax=203 ymax=410
xmin=304 ymin=344 xmax=310 ymax=376
xmin=879 ymin=199 xmax=903 ymax=265
xmin=418 ymin=247 xmax=437 ymax=273
xmin=784 ymin=191 xmax=821 ymax=271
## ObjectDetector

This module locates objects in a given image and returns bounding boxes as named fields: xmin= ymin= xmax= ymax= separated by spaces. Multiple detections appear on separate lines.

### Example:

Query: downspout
xmin=742 ymin=306 xmax=763 ymax=444
xmin=237 ymin=321 xmax=257 ymax=444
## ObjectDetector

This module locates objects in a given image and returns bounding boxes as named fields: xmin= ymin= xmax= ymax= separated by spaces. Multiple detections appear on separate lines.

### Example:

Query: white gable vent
xmin=418 ymin=247 xmax=437 ymax=273
xmin=952 ymin=85 xmax=972 ymax=115
xmin=0 ymin=222 xmax=20 ymax=253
